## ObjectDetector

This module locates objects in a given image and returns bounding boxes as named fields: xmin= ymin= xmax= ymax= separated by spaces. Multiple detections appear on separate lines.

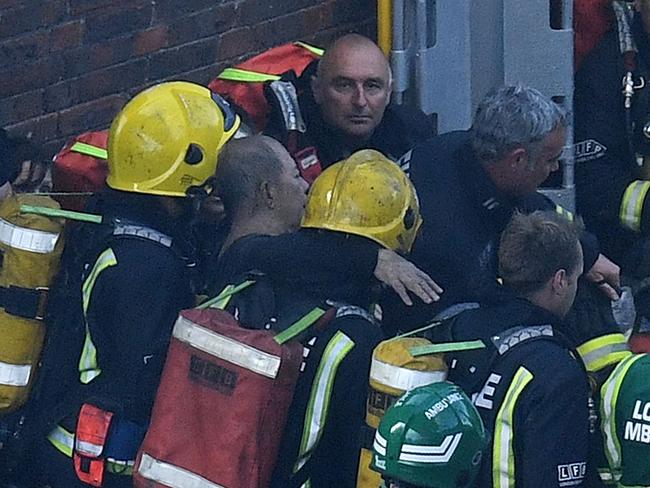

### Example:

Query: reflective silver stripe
xmin=0 ymin=360 xmax=31 ymax=387
xmin=399 ymin=433 xmax=462 ymax=463
xmin=138 ymin=452 xmax=226 ymax=488
xmin=294 ymin=331 xmax=355 ymax=472
xmin=0 ymin=218 xmax=59 ymax=253
xmin=620 ymin=180 xmax=650 ymax=232
xmin=75 ymin=439 xmax=103 ymax=457
xmin=369 ymin=358 xmax=446 ymax=391
xmin=373 ymin=431 xmax=387 ymax=456
xmin=172 ymin=315 xmax=281 ymax=378
xmin=48 ymin=425 xmax=74 ymax=456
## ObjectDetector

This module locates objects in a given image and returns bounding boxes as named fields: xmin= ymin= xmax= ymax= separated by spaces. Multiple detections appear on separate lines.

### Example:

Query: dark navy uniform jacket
xmin=447 ymin=295 xmax=592 ymax=488
xmin=382 ymin=130 xmax=599 ymax=334
xmin=574 ymin=16 xmax=650 ymax=267
xmin=215 ymin=230 xmax=384 ymax=488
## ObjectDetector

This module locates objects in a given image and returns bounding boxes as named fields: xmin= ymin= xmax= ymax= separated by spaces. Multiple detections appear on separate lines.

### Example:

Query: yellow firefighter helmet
xmin=107 ymin=81 xmax=240 ymax=197
xmin=302 ymin=149 xmax=422 ymax=252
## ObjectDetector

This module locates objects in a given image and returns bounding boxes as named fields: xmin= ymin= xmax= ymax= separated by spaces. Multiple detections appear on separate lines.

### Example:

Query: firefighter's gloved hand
xmin=374 ymin=249 xmax=443 ymax=306
xmin=586 ymin=253 xmax=621 ymax=301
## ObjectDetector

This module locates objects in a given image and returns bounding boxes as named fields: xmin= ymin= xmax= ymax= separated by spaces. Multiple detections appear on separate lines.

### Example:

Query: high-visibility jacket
xmin=31 ymin=192 xmax=196 ymax=487
xmin=448 ymin=296 xmax=594 ymax=488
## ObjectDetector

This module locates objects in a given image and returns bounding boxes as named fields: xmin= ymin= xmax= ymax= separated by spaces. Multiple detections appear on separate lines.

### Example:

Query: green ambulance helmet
xmin=371 ymin=381 xmax=487 ymax=488
xmin=601 ymin=353 xmax=650 ymax=487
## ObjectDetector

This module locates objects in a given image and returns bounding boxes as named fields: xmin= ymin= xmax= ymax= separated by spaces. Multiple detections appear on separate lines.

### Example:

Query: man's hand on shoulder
xmin=585 ymin=253 xmax=621 ymax=300
xmin=374 ymin=249 xmax=443 ymax=306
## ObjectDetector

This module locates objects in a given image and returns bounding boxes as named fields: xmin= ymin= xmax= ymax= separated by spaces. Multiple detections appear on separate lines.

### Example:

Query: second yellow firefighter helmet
xmin=301 ymin=149 xmax=422 ymax=253
xmin=107 ymin=81 xmax=240 ymax=197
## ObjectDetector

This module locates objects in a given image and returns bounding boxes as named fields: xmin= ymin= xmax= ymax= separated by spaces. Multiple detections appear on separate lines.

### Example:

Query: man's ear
xmin=551 ymin=268 xmax=567 ymax=294
xmin=504 ymin=147 xmax=527 ymax=169
xmin=311 ymin=75 xmax=323 ymax=105
xmin=260 ymin=181 xmax=275 ymax=209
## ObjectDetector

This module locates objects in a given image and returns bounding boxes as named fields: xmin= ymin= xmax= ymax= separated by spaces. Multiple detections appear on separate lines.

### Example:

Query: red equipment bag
xmin=133 ymin=283 xmax=327 ymax=488
xmin=51 ymin=131 xmax=109 ymax=211
xmin=209 ymin=41 xmax=323 ymax=132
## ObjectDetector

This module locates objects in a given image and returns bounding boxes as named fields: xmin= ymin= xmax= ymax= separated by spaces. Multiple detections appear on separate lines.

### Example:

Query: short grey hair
xmin=470 ymin=85 xmax=568 ymax=164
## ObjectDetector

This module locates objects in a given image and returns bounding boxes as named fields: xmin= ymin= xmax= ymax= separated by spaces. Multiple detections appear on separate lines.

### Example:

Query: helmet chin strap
xmin=185 ymin=176 xmax=218 ymax=226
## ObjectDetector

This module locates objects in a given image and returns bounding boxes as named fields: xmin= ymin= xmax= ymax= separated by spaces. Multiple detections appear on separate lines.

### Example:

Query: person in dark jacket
xmin=447 ymin=210 xmax=592 ymax=488
xmin=213 ymin=136 xmax=427 ymax=487
xmin=573 ymin=0 xmax=650 ymax=345
xmin=26 ymin=82 xmax=240 ymax=488
xmin=386 ymin=84 xmax=628 ymax=379
xmin=265 ymin=33 xmax=434 ymax=182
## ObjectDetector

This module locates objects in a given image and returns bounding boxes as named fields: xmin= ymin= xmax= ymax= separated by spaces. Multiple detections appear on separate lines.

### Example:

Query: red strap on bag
xmin=73 ymin=403 xmax=114 ymax=487
xmin=292 ymin=145 xmax=323 ymax=185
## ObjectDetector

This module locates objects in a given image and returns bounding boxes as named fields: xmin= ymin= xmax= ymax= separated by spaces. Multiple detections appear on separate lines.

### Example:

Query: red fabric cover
xmin=52 ymin=130 xmax=109 ymax=211
xmin=574 ymin=0 xmax=615 ymax=71
xmin=629 ymin=332 xmax=650 ymax=353
xmin=133 ymin=307 xmax=303 ymax=488
xmin=208 ymin=43 xmax=321 ymax=132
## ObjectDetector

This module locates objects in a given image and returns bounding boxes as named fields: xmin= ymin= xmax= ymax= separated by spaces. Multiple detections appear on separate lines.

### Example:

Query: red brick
xmin=153 ymin=0 xmax=228 ymax=22
xmin=69 ymin=0 xmax=149 ymax=15
xmin=6 ymin=113 xmax=59 ymax=143
xmin=57 ymin=94 xmax=127 ymax=137
xmin=254 ymin=9 xmax=317 ymax=48
xmin=237 ymin=0 xmax=316 ymax=25
xmin=166 ymin=61 xmax=228 ymax=86
xmin=133 ymin=25 xmax=169 ymax=56
xmin=216 ymin=27 xmax=259 ymax=61
xmin=0 ymin=56 xmax=65 ymax=98
xmin=62 ymin=35 xmax=134 ymax=78
xmin=166 ymin=4 xmax=238 ymax=47
xmin=149 ymin=37 xmax=220 ymax=79
xmin=0 ymin=0 xmax=68 ymax=37
xmin=0 ymin=90 xmax=44 ymax=125
xmin=0 ymin=31 xmax=49 ymax=68
xmin=49 ymin=21 xmax=85 ymax=52
xmin=45 ymin=59 xmax=148 ymax=111
xmin=83 ymin=4 xmax=153 ymax=43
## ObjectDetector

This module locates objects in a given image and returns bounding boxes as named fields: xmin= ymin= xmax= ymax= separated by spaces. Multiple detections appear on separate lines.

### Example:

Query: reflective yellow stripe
xmin=217 ymin=42 xmax=322 ymax=83
xmin=70 ymin=141 xmax=108 ymax=160
xmin=555 ymin=204 xmax=574 ymax=221
xmin=577 ymin=334 xmax=631 ymax=373
xmin=493 ymin=366 xmax=534 ymax=488
xmin=600 ymin=354 xmax=646 ymax=478
xmin=293 ymin=41 xmax=324 ymax=57
xmin=294 ymin=331 xmax=355 ymax=473
xmin=79 ymin=248 xmax=117 ymax=384
xmin=217 ymin=67 xmax=281 ymax=83
xmin=0 ymin=218 xmax=60 ymax=253
xmin=620 ymin=180 xmax=650 ymax=232
xmin=47 ymin=425 xmax=134 ymax=475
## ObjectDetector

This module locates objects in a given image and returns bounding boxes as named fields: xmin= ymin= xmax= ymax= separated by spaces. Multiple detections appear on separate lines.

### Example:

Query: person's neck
xmin=221 ymin=212 xmax=292 ymax=255
xmin=522 ymin=289 xmax=562 ymax=321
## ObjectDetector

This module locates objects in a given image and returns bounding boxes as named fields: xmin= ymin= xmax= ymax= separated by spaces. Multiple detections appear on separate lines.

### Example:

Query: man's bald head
xmin=312 ymin=34 xmax=392 ymax=140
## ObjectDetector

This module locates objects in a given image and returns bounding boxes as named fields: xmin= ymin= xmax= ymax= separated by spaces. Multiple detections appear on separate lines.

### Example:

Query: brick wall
xmin=0 ymin=0 xmax=376 ymax=159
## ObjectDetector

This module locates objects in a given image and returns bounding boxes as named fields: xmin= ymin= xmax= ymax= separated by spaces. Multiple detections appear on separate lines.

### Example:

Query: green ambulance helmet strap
xmin=20 ymin=205 xmax=103 ymax=224
xmin=70 ymin=141 xmax=108 ymax=160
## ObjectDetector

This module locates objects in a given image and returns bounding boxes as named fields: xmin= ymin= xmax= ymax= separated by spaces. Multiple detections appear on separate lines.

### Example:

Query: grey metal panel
xmin=410 ymin=0 xmax=503 ymax=133
xmin=503 ymin=0 xmax=575 ymax=211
